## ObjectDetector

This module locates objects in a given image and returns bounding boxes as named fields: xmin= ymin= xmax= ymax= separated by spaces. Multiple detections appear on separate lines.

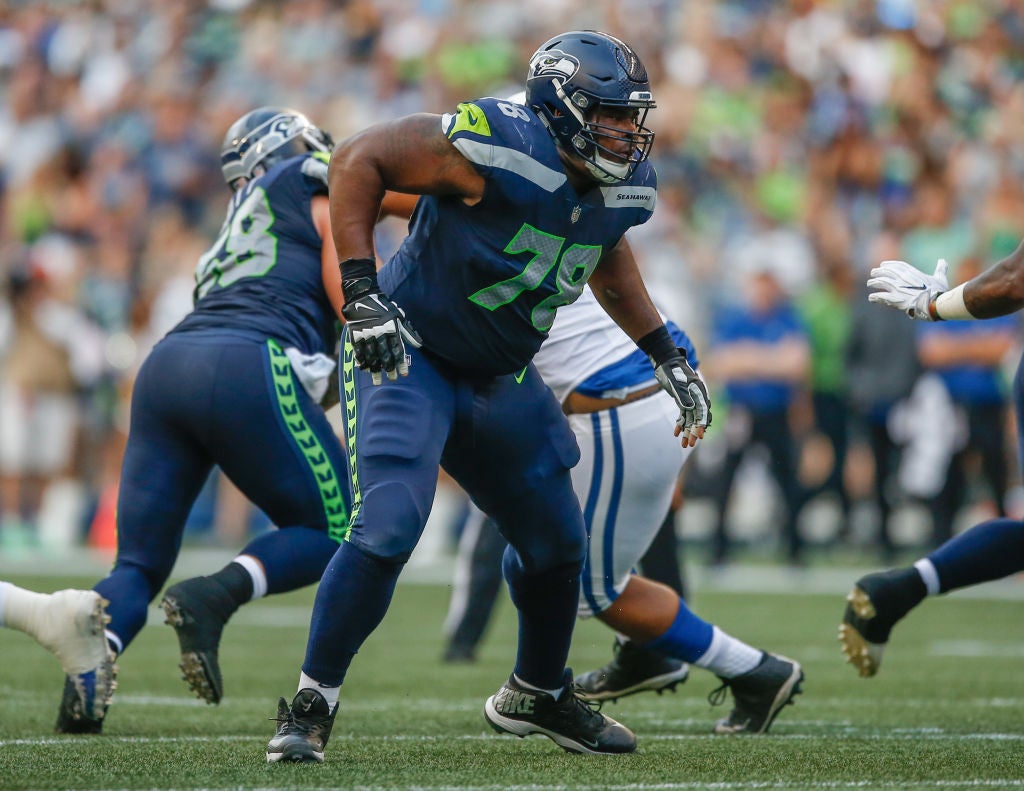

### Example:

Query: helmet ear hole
xmin=524 ymin=30 xmax=655 ymax=183
xmin=220 ymin=107 xmax=332 ymax=189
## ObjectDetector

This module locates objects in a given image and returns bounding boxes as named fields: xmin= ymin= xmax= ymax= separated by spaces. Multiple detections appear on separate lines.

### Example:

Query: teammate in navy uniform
xmin=51 ymin=107 xmax=400 ymax=734
xmin=266 ymin=31 xmax=711 ymax=763
xmin=841 ymin=254 xmax=1024 ymax=677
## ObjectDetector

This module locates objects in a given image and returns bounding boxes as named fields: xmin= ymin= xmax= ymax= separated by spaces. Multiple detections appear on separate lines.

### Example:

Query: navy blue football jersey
xmin=173 ymin=153 xmax=337 ymax=355
xmin=379 ymin=97 xmax=657 ymax=376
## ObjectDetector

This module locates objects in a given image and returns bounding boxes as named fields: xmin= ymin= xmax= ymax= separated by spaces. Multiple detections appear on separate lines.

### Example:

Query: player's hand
xmin=342 ymin=291 xmax=423 ymax=385
xmin=867 ymin=258 xmax=949 ymax=321
xmin=654 ymin=352 xmax=711 ymax=448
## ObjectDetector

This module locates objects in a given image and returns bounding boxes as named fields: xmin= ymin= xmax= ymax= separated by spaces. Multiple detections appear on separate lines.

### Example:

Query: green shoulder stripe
xmin=447 ymin=102 xmax=492 ymax=139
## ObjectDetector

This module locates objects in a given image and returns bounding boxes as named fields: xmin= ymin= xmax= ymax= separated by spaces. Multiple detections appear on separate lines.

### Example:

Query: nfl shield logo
xmin=571 ymin=205 xmax=582 ymax=223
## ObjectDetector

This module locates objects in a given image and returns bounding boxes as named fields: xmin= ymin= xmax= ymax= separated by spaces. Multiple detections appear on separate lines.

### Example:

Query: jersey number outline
xmin=468 ymin=223 xmax=601 ymax=332
xmin=194 ymin=185 xmax=278 ymax=300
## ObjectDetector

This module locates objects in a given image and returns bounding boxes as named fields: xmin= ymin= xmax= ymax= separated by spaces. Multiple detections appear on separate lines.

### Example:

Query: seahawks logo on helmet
xmin=529 ymin=49 xmax=579 ymax=82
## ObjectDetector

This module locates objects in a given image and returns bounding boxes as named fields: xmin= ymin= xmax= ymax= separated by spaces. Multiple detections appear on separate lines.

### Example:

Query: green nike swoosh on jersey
xmin=514 ymin=366 xmax=528 ymax=384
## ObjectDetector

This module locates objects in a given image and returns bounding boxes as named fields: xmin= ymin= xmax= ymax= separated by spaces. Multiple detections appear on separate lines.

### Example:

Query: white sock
xmin=233 ymin=554 xmax=268 ymax=600
xmin=513 ymin=674 xmax=563 ymax=699
xmin=914 ymin=558 xmax=941 ymax=596
xmin=0 ymin=582 xmax=48 ymax=634
xmin=694 ymin=626 xmax=763 ymax=679
xmin=299 ymin=671 xmax=340 ymax=708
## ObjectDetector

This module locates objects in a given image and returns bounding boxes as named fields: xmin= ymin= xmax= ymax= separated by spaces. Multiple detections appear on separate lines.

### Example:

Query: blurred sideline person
xmin=0 ymin=583 xmax=114 ymax=723
xmin=445 ymin=283 xmax=804 ymax=735
xmin=705 ymin=266 xmax=811 ymax=565
xmin=33 ymin=107 xmax=406 ymax=734
xmin=266 ymin=31 xmax=711 ymax=764
xmin=840 ymin=251 xmax=1024 ymax=676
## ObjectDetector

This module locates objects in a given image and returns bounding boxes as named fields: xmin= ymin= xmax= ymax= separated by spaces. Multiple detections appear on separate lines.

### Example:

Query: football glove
xmin=342 ymin=291 xmax=423 ymax=385
xmin=654 ymin=352 xmax=712 ymax=447
xmin=867 ymin=258 xmax=949 ymax=321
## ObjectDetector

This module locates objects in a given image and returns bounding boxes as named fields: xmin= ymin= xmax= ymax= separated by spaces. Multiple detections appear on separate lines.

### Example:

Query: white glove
xmin=867 ymin=258 xmax=949 ymax=321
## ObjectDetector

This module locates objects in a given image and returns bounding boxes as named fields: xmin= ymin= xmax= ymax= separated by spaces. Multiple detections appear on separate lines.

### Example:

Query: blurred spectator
xmin=846 ymin=231 xmax=922 ymax=560
xmin=703 ymin=264 xmax=810 ymax=566
xmin=0 ymin=237 xmax=105 ymax=549
xmin=797 ymin=254 xmax=855 ymax=538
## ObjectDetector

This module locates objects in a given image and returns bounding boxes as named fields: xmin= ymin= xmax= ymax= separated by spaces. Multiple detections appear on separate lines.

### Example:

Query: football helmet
xmin=525 ymin=30 xmax=655 ymax=183
xmin=220 ymin=107 xmax=333 ymax=190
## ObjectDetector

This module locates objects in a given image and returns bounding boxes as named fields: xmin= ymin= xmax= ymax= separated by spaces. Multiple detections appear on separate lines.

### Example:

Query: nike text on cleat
xmin=266 ymin=688 xmax=338 ymax=764
xmin=483 ymin=669 xmax=636 ymax=754
xmin=161 ymin=577 xmax=237 ymax=704
xmin=709 ymin=652 xmax=803 ymax=735
xmin=575 ymin=640 xmax=689 ymax=702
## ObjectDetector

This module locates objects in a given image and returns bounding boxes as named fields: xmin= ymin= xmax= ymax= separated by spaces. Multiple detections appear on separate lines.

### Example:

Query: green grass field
xmin=1 ymin=569 xmax=1022 ymax=790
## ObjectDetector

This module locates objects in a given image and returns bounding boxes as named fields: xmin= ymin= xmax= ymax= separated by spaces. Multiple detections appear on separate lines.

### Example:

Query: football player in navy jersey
xmin=840 ymin=254 xmax=1024 ymax=677
xmin=38 ymin=107 xmax=409 ymax=734
xmin=267 ymin=31 xmax=711 ymax=763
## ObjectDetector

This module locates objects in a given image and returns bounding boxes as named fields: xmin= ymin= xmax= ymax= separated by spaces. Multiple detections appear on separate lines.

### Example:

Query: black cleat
xmin=709 ymin=652 xmax=803 ymax=734
xmin=575 ymin=640 xmax=689 ymax=702
xmin=266 ymin=689 xmax=338 ymax=764
xmin=55 ymin=674 xmax=109 ymax=734
xmin=839 ymin=567 xmax=926 ymax=678
xmin=161 ymin=577 xmax=237 ymax=704
xmin=484 ymin=669 xmax=636 ymax=754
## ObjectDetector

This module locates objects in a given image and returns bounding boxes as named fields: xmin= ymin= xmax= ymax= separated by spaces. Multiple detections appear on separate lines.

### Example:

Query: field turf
xmin=1 ymin=569 xmax=1022 ymax=790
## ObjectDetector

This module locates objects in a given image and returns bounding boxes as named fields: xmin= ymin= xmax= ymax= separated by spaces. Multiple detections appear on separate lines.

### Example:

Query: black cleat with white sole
xmin=266 ymin=688 xmax=338 ymax=764
xmin=709 ymin=652 xmax=803 ymax=734
xmin=575 ymin=639 xmax=689 ymax=703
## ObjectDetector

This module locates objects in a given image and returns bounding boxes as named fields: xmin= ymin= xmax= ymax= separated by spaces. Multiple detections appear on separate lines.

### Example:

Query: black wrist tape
xmin=339 ymin=257 xmax=378 ymax=302
xmin=638 ymin=326 xmax=681 ymax=368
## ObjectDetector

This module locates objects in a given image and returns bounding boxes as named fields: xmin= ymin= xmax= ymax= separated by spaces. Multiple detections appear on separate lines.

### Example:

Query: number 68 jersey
xmin=172 ymin=153 xmax=337 ymax=357
xmin=379 ymin=97 xmax=657 ymax=377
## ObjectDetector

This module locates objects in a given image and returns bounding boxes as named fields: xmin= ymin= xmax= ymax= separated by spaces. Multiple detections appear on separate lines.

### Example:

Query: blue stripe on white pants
xmin=573 ymin=393 xmax=693 ymax=618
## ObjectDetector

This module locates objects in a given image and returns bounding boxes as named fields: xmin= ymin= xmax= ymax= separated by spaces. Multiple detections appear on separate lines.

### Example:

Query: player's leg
xmin=571 ymin=396 xmax=802 ymax=734
xmin=268 ymin=342 xmax=455 ymax=763
xmin=58 ymin=338 xmax=215 ymax=732
xmin=162 ymin=339 xmax=350 ymax=704
xmin=442 ymin=504 xmax=507 ymax=662
xmin=446 ymin=367 xmax=635 ymax=755
xmin=0 ymin=583 xmax=112 ymax=721
xmin=840 ymin=518 xmax=1024 ymax=677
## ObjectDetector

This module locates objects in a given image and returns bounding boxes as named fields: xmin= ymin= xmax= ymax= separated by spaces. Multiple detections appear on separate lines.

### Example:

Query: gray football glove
xmin=867 ymin=258 xmax=948 ymax=321
xmin=654 ymin=352 xmax=711 ymax=447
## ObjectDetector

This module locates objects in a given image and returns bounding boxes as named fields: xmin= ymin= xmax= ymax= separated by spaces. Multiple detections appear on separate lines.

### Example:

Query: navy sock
xmin=502 ymin=547 xmax=581 ymax=690
xmin=240 ymin=526 xmax=340 ymax=595
xmin=302 ymin=541 xmax=403 ymax=686
xmin=641 ymin=598 xmax=714 ymax=663
xmin=94 ymin=564 xmax=156 ymax=653
xmin=928 ymin=518 xmax=1024 ymax=593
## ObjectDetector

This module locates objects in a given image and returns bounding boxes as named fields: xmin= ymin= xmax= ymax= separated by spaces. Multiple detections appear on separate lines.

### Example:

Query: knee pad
xmin=349 ymin=480 xmax=429 ymax=562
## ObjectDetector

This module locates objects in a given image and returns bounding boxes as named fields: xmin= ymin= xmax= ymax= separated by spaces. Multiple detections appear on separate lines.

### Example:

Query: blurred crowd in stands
xmin=1 ymin=0 xmax=1023 ymax=564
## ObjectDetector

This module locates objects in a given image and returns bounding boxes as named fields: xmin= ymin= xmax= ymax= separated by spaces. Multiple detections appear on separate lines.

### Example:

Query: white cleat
xmin=34 ymin=590 xmax=117 ymax=721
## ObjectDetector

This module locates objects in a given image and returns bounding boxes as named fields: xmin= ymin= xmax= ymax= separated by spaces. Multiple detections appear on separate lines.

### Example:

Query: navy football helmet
xmin=525 ymin=30 xmax=655 ymax=183
xmin=220 ymin=107 xmax=333 ymax=190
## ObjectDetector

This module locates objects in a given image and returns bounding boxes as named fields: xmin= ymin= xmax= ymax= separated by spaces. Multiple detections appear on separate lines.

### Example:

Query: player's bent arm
xmin=313 ymin=195 xmax=345 ymax=320
xmin=327 ymin=114 xmax=485 ymax=262
xmin=314 ymin=192 xmax=419 ymax=321
xmin=961 ymin=240 xmax=1024 ymax=318
xmin=587 ymin=237 xmax=664 ymax=342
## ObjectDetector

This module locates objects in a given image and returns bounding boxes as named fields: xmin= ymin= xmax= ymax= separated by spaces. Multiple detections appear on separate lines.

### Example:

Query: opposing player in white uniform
xmin=445 ymin=282 xmax=805 ymax=734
